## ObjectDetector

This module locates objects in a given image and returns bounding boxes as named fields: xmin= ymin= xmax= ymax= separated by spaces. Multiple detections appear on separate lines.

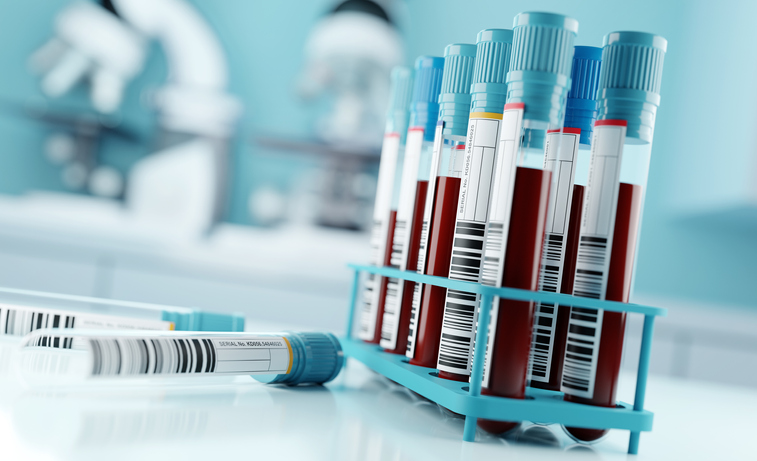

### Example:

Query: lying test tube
xmin=0 ymin=287 xmax=245 ymax=340
xmin=17 ymin=329 xmax=343 ymax=386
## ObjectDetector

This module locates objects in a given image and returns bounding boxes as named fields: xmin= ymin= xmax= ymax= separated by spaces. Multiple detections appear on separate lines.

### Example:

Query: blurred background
xmin=0 ymin=0 xmax=754 ymax=387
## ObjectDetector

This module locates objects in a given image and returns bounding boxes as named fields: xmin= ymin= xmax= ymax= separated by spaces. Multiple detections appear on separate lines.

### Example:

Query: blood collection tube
xmin=0 ymin=287 xmax=244 ymax=342
xmin=528 ymin=46 xmax=602 ymax=391
xmin=358 ymin=67 xmax=413 ymax=344
xmin=560 ymin=32 xmax=667 ymax=442
xmin=380 ymin=56 xmax=444 ymax=354
xmin=435 ymin=29 xmax=514 ymax=381
xmin=405 ymin=43 xmax=476 ymax=365
xmin=477 ymin=12 xmax=578 ymax=435
xmin=17 ymin=329 xmax=343 ymax=386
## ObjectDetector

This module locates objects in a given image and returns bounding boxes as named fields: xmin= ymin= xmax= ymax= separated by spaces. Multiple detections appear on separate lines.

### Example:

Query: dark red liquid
xmin=409 ymin=176 xmax=461 ymax=367
xmin=366 ymin=210 xmax=397 ymax=344
xmin=384 ymin=180 xmax=428 ymax=354
xmin=479 ymin=166 xmax=551 ymax=435
xmin=565 ymin=182 xmax=643 ymax=442
xmin=531 ymin=184 xmax=585 ymax=391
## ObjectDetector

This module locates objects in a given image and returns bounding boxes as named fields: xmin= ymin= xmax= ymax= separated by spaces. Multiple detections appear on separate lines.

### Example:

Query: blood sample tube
xmin=528 ymin=46 xmax=603 ymax=391
xmin=435 ymin=29 xmax=514 ymax=381
xmin=477 ymin=12 xmax=578 ymax=435
xmin=17 ymin=329 xmax=343 ymax=386
xmin=560 ymin=32 xmax=667 ymax=442
xmin=405 ymin=43 xmax=476 ymax=366
xmin=0 ymin=287 xmax=244 ymax=341
xmin=358 ymin=67 xmax=413 ymax=344
xmin=379 ymin=56 xmax=444 ymax=354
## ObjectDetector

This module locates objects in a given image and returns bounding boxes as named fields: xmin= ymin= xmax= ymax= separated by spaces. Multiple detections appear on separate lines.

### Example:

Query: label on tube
xmin=380 ymin=128 xmax=425 ymax=349
xmin=436 ymin=112 xmax=504 ymax=376
xmin=529 ymin=128 xmax=581 ymax=383
xmin=25 ymin=333 xmax=293 ymax=377
xmin=406 ymin=121 xmax=445 ymax=358
xmin=560 ymin=120 xmax=627 ymax=399
xmin=358 ymin=133 xmax=401 ymax=341
xmin=0 ymin=303 xmax=173 ymax=339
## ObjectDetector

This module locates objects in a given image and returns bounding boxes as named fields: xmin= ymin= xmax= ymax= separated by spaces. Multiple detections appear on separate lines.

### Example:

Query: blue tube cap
xmin=506 ymin=12 xmax=578 ymax=125
xmin=162 ymin=310 xmax=245 ymax=332
xmin=470 ymin=29 xmax=514 ymax=114
xmin=566 ymin=46 xmax=602 ymax=145
xmin=439 ymin=43 xmax=476 ymax=138
xmin=409 ymin=56 xmax=444 ymax=142
xmin=386 ymin=66 xmax=413 ymax=142
xmin=253 ymin=332 xmax=344 ymax=385
xmin=596 ymin=31 xmax=667 ymax=143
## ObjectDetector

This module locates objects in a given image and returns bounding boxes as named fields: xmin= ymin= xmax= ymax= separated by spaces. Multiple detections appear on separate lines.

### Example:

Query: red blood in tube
xmin=531 ymin=184 xmax=585 ymax=391
xmin=384 ymin=180 xmax=429 ymax=354
xmin=565 ymin=182 xmax=643 ymax=442
xmin=478 ymin=167 xmax=551 ymax=435
xmin=366 ymin=210 xmax=397 ymax=344
xmin=409 ymin=175 xmax=461 ymax=367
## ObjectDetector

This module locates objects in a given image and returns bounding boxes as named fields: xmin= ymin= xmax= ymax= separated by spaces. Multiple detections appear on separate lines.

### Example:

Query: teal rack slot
xmin=342 ymin=263 xmax=667 ymax=455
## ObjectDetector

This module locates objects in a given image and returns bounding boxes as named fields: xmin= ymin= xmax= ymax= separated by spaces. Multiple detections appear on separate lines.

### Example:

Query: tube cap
xmin=162 ymin=310 xmax=246 ymax=332
xmin=386 ymin=66 xmax=413 ymax=142
xmin=506 ymin=12 xmax=578 ymax=125
xmin=409 ymin=56 xmax=444 ymax=142
xmin=565 ymin=46 xmax=602 ymax=145
xmin=596 ymin=31 xmax=667 ymax=143
xmin=439 ymin=44 xmax=476 ymax=138
xmin=470 ymin=29 xmax=514 ymax=115
xmin=253 ymin=332 xmax=344 ymax=385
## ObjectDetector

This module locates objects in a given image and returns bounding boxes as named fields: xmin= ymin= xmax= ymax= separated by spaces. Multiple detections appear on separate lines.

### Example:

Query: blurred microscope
xmin=27 ymin=0 xmax=241 ymax=238
xmin=256 ymin=0 xmax=403 ymax=231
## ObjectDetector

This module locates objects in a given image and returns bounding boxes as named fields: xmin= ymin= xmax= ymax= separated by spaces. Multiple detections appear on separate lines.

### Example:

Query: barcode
xmin=1 ymin=306 xmax=75 ymax=338
xmin=560 ymin=307 xmax=603 ymax=398
xmin=358 ymin=220 xmax=385 ymax=338
xmin=406 ymin=219 xmax=430 ymax=357
xmin=380 ymin=277 xmax=400 ymax=343
xmin=539 ymin=233 xmax=564 ymax=293
xmin=573 ymin=236 xmax=608 ymax=299
xmin=528 ymin=302 xmax=557 ymax=381
xmin=89 ymin=337 xmax=218 ymax=376
xmin=481 ymin=222 xmax=504 ymax=286
xmin=389 ymin=220 xmax=408 ymax=267
xmin=448 ymin=221 xmax=485 ymax=282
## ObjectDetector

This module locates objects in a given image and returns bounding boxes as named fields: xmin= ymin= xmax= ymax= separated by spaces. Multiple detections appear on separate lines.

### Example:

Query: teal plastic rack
xmin=342 ymin=263 xmax=667 ymax=455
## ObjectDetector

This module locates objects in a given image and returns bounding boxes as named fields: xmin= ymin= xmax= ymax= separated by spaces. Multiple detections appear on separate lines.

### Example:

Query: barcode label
xmin=0 ymin=303 xmax=173 ymax=342
xmin=437 ymin=111 xmax=505 ymax=376
xmin=380 ymin=128 xmax=426 ymax=349
xmin=561 ymin=120 xmax=626 ymax=398
xmin=26 ymin=334 xmax=292 ymax=377
xmin=358 ymin=132 xmax=401 ymax=341
xmin=560 ymin=307 xmax=603 ymax=398
xmin=529 ymin=129 xmax=580 ymax=383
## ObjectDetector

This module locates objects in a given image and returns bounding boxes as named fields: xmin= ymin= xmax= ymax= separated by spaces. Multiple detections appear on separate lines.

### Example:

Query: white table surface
xmin=1 ymin=340 xmax=755 ymax=461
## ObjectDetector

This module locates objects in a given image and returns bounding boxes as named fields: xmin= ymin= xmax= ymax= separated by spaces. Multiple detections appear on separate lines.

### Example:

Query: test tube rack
xmin=341 ymin=263 xmax=667 ymax=455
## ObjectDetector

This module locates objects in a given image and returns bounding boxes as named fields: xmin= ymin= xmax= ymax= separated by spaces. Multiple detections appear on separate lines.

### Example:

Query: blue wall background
xmin=0 ymin=0 xmax=754 ymax=308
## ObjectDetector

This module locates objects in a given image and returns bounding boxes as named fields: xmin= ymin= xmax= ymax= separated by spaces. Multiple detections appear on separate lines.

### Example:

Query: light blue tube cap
xmin=566 ymin=46 xmax=602 ymax=145
xmin=253 ymin=332 xmax=344 ymax=385
xmin=596 ymin=31 xmax=667 ymax=143
xmin=506 ymin=12 xmax=578 ymax=126
xmin=409 ymin=56 xmax=444 ymax=142
xmin=386 ymin=66 xmax=413 ymax=143
xmin=162 ymin=309 xmax=245 ymax=332
xmin=470 ymin=29 xmax=514 ymax=115
xmin=439 ymin=43 xmax=476 ymax=138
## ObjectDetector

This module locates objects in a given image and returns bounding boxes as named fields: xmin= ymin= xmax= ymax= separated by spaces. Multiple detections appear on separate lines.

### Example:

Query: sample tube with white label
xmin=358 ymin=66 xmax=413 ymax=344
xmin=528 ymin=46 xmax=602 ymax=392
xmin=560 ymin=32 xmax=667 ymax=442
xmin=17 ymin=329 xmax=343 ymax=386
xmin=0 ymin=287 xmax=244 ymax=342
xmin=477 ymin=12 xmax=578 ymax=435
xmin=405 ymin=43 xmax=476 ymax=365
xmin=379 ymin=56 xmax=444 ymax=354
xmin=435 ymin=29 xmax=514 ymax=382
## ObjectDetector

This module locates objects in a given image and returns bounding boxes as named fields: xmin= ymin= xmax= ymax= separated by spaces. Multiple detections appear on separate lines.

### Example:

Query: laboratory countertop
xmin=1 ymin=350 xmax=755 ymax=461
